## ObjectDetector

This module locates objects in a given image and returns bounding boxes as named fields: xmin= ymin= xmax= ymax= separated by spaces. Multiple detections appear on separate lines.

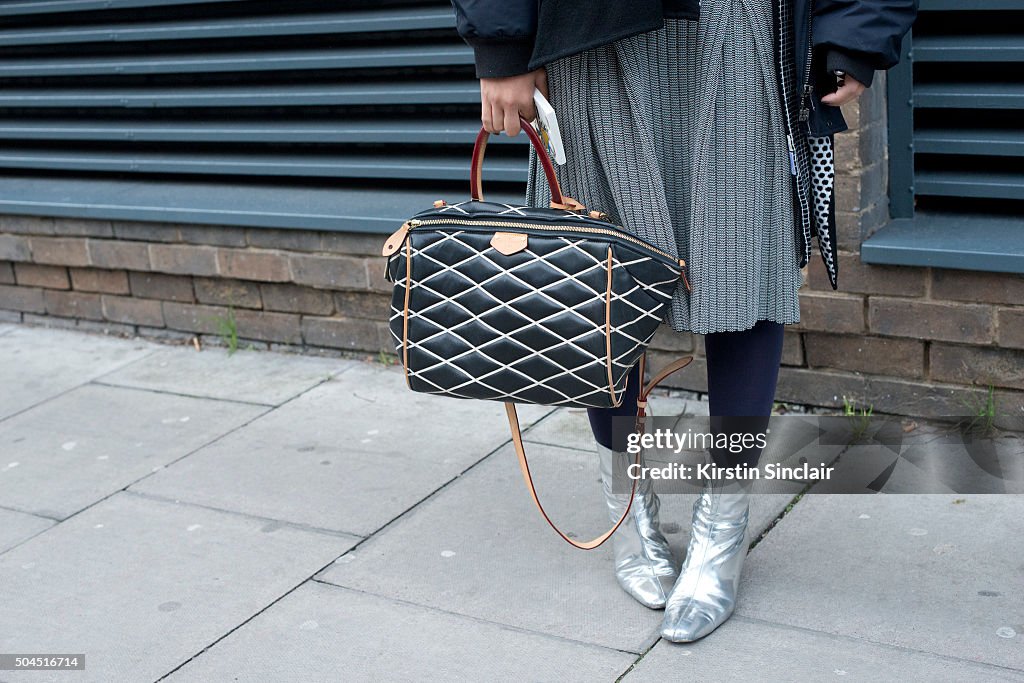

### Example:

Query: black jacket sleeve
xmin=450 ymin=0 xmax=538 ymax=78
xmin=812 ymin=0 xmax=918 ymax=87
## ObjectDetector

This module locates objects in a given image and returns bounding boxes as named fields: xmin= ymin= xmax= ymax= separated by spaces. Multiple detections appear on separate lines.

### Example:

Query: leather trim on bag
xmin=490 ymin=231 xmax=528 ymax=255
xmin=605 ymin=247 xmax=620 ymax=407
xmin=402 ymin=238 xmax=412 ymax=390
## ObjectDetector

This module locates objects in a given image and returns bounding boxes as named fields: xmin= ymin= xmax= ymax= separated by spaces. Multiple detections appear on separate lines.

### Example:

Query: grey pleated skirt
xmin=525 ymin=0 xmax=804 ymax=335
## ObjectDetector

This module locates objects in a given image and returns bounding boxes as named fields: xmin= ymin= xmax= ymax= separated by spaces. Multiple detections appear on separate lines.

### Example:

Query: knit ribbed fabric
xmin=524 ymin=0 xmax=803 ymax=334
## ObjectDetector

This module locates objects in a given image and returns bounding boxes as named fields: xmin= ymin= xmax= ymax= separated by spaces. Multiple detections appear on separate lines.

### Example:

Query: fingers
xmin=504 ymin=106 xmax=521 ymax=137
xmin=821 ymin=80 xmax=866 ymax=107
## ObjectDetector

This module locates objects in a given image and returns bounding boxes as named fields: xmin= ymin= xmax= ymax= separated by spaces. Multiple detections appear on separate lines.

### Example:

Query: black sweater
xmin=450 ymin=0 xmax=916 ymax=89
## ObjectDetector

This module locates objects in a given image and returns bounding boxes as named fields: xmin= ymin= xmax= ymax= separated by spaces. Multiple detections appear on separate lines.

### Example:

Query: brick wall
xmin=1 ymin=78 xmax=1022 ymax=428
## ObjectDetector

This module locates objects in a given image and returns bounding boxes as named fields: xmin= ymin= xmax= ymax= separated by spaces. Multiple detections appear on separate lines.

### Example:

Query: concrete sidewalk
xmin=0 ymin=322 xmax=1020 ymax=682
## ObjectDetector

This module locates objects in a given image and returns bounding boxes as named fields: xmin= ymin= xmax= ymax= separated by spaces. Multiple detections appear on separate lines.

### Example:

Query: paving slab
xmin=735 ymin=493 xmax=1024 ymax=671
xmin=129 ymin=362 xmax=554 ymax=536
xmin=0 ymin=507 xmax=53 ymax=554
xmin=0 ymin=323 xmax=15 ymax=336
xmin=626 ymin=616 xmax=1024 ymax=682
xmin=98 ymin=345 xmax=354 ymax=405
xmin=166 ymin=581 xmax=635 ymax=683
xmin=318 ymin=440 xmax=798 ymax=654
xmin=0 ymin=383 xmax=267 ymax=519
xmin=0 ymin=326 xmax=155 ymax=420
xmin=0 ymin=492 xmax=357 ymax=683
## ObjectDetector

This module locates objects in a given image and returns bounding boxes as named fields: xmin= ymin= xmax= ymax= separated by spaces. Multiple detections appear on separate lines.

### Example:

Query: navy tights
xmin=588 ymin=319 xmax=785 ymax=468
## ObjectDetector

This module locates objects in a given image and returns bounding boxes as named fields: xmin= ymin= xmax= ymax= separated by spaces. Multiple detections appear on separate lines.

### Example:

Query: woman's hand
xmin=820 ymin=73 xmax=867 ymax=107
xmin=479 ymin=67 xmax=548 ymax=137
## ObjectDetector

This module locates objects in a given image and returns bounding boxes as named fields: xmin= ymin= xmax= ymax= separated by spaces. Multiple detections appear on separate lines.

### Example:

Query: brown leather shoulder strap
xmin=504 ymin=352 xmax=695 ymax=550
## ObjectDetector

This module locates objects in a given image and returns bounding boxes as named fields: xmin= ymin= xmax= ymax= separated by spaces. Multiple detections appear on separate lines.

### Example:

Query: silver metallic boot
xmin=660 ymin=475 xmax=755 ymax=641
xmin=597 ymin=443 xmax=678 ymax=609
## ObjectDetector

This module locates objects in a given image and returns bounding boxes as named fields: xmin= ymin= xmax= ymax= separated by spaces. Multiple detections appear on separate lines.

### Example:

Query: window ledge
xmin=0 ymin=176 xmax=523 ymax=233
xmin=861 ymin=212 xmax=1024 ymax=275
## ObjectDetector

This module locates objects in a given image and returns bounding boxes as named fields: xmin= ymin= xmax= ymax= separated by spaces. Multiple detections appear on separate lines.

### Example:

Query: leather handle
xmin=504 ymin=352 xmax=695 ymax=550
xmin=471 ymin=114 xmax=566 ymax=206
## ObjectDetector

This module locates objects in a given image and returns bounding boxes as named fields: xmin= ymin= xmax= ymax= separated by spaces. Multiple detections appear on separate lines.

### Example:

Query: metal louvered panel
xmin=889 ymin=1 xmax=1024 ymax=215
xmin=0 ymin=0 xmax=527 ymax=231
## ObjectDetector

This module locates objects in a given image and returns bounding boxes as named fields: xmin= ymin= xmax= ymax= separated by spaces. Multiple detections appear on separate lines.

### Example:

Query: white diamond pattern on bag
xmin=387 ymin=229 xmax=678 ymax=408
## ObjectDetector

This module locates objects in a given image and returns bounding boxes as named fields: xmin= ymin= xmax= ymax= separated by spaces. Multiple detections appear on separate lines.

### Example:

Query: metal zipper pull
xmin=786 ymin=134 xmax=797 ymax=176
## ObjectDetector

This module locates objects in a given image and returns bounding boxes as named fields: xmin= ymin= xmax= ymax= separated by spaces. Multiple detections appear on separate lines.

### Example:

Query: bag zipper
xmin=383 ymin=216 xmax=690 ymax=290
xmin=408 ymin=217 xmax=684 ymax=267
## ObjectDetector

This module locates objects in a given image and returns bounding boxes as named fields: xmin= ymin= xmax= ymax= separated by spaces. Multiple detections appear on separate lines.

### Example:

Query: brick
xmin=781 ymin=330 xmax=804 ymax=366
xmin=931 ymin=269 xmax=1024 ymax=305
xmin=869 ymin=297 xmax=993 ymax=344
xmin=136 ymin=326 xmax=195 ymax=343
xmin=0 ymin=215 xmax=55 ymax=235
xmin=216 ymin=249 xmax=290 ymax=282
xmin=0 ymin=234 xmax=32 ymax=261
xmin=57 ymin=218 xmax=114 ymax=238
xmin=87 ymin=239 xmax=151 ymax=271
xmin=233 ymin=309 xmax=301 ymax=344
xmin=0 ymin=261 xmax=13 ymax=285
xmin=112 ymin=221 xmax=180 ymax=242
xmin=149 ymin=244 xmax=218 ymax=276
xmin=792 ymin=292 xmax=865 ymax=333
xmin=301 ymin=315 xmax=383 ymax=351
xmin=291 ymin=254 xmax=367 ymax=290
xmin=43 ymin=289 xmax=103 ymax=320
xmin=835 ymin=173 xmax=862 ymax=214
xmin=28 ymin=237 xmax=90 ymax=266
xmin=774 ymin=366 xmax=984 ymax=418
xmin=69 ymin=268 xmax=129 ymax=294
xmin=807 ymin=251 xmax=926 ymax=297
xmin=101 ymin=295 xmax=164 ymax=327
xmin=194 ymin=277 xmax=262 ymax=308
xmin=333 ymin=291 xmax=390 ymax=319
xmin=931 ymin=343 xmax=1024 ymax=391
xmin=321 ymin=232 xmax=392 ymax=256
xmin=178 ymin=225 xmax=246 ymax=247
xmin=0 ymin=284 xmax=45 ymax=313
xmin=997 ymin=308 xmax=1024 ymax=349
xmin=162 ymin=301 xmax=225 ymax=334
xmin=804 ymin=332 xmax=924 ymax=378
xmin=0 ymin=309 xmax=21 ymax=322
xmin=366 ymin=257 xmax=393 ymax=294
xmin=14 ymin=263 xmax=70 ymax=289
xmin=128 ymin=271 xmax=194 ymax=302
xmin=246 ymin=228 xmax=323 ymax=252
xmin=648 ymin=324 xmax=694 ymax=354
xmin=261 ymin=283 xmax=334 ymax=315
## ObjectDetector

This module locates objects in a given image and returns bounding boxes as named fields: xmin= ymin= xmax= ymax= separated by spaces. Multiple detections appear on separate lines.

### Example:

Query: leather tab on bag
xmin=490 ymin=232 xmax=529 ymax=256
xmin=382 ymin=221 xmax=411 ymax=257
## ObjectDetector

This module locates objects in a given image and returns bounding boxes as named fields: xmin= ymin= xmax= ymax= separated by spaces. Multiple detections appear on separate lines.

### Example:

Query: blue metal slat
xmin=0 ymin=0 xmax=246 ymax=16
xmin=0 ymin=119 xmax=504 ymax=145
xmin=913 ymin=34 xmax=1024 ymax=62
xmin=0 ymin=7 xmax=456 ymax=47
xmin=0 ymin=82 xmax=480 ymax=108
xmin=0 ymin=148 xmax=527 ymax=182
xmin=914 ymin=170 xmax=1024 ymax=200
xmin=914 ymin=128 xmax=1024 ymax=156
xmin=914 ymin=82 xmax=1024 ymax=109
xmin=0 ymin=45 xmax=474 ymax=77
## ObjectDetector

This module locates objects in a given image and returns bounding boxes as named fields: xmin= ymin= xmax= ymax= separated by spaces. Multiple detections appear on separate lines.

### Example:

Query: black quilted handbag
xmin=382 ymin=115 xmax=694 ymax=549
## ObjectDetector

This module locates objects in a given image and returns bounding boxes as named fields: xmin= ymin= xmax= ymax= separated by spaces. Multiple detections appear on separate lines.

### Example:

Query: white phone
xmin=532 ymin=87 xmax=566 ymax=165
